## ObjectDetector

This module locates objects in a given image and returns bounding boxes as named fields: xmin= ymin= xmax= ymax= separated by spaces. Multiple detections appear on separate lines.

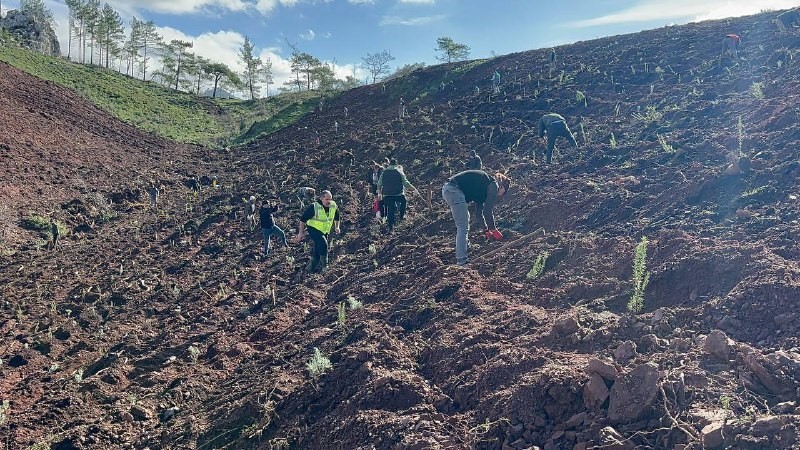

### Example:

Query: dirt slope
xmin=2 ymin=9 xmax=800 ymax=450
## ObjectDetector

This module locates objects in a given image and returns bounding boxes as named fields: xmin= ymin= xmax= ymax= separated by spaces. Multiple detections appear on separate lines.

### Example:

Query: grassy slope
xmin=0 ymin=43 xmax=321 ymax=146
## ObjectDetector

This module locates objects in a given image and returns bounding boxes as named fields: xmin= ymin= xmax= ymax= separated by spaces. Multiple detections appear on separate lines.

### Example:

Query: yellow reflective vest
xmin=307 ymin=200 xmax=337 ymax=234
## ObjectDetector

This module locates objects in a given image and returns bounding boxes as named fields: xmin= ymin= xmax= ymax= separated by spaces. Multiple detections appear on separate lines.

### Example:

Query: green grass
xmin=230 ymin=92 xmax=320 ymax=145
xmin=0 ymin=44 xmax=324 ymax=146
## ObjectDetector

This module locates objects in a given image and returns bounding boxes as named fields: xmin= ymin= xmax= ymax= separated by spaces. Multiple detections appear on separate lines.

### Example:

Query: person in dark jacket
xmin=377 ymin=159 xmax=420 ymax=230
xmin=538 ymin=113 xmax=578 ymax=163
xmin=441 ymin=170 xmax=511 ymax=265
xmin=466 ymin=150 xmax=482 ymax=170
xmin=260 ymin=200 xmax=288 ymax=256
xmin=293 ymin=190 xmax=341 ymax=273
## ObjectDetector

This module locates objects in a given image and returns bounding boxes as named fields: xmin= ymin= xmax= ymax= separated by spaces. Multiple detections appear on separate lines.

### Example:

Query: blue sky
xmin=2 ymin=0 xmax=798 ymax=93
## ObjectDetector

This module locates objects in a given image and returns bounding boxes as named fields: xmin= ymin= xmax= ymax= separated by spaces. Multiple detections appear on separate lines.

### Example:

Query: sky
xmin=1 ymin=0 xmax=798 ymax=94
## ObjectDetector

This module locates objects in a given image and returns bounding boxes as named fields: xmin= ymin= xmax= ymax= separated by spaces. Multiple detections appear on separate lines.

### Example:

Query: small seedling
xmin=657 ymin=134 xmax=674 ymax=153
xmin=336 ymin=302 xmax=346 ymax=327
xmin=347 ymin=294 xmax=363 ymax=309
xmin=188 ymin=345 xmax=201 ymax=364
xmin=0 ymin=399 xmax=9 ymax=426
xmin=575 ymin=91 xmax=587 ymax=107
xmin=627 ymin=236 xmax=650 ymax=313
xmin=306 ymin=347 xmax=332 ymax=379
xmin=526 ymin=251 xmax=550 ymax=279
xmin=610 ymin=133 xmax=617 ymax=149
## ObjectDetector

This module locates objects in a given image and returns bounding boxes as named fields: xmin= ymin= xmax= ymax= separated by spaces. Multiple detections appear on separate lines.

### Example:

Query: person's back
xmin=260 ymin=202 xmax=278 ymax=229
xmin=538 ymin=113 xmax=577 ymax=163
xmin=539 ymin=113 xmax=566 ymax=130
xmin=380 ymin=167 xmax=404 ymax=196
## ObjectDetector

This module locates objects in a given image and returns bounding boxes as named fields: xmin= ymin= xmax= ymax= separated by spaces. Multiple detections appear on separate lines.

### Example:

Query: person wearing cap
xmin=293 ymin=190 xmax=341 ymax=273
xmin=259 ymin=199 xmax=287 ymax=256
xmin=441 ymin=170 xmax=511 ymax=266
xmin=377 ymin=158 xmax=421 ymax=231
xmin=538 ymin=113 xmax=578 ymax=163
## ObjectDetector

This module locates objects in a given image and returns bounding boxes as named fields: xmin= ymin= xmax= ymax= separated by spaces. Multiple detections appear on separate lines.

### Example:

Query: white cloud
xmin=299 ymin=29 xmax=316 ymax=40
xmin=568 ymin=0 xmax=798 ymax=28
xmin=379 ymin=14 xmax=445 ymax=26
xmin=348 ymin=0 xmax=375 ymax=4
xmin=255 ymin=0 xmax=299 ymax=15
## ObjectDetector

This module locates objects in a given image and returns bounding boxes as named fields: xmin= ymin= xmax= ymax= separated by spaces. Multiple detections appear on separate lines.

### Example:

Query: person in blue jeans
xmin=259 ymin=200 xmax=288 ymax=255
xmin=441 ymin=170 xmax=511 ymax=265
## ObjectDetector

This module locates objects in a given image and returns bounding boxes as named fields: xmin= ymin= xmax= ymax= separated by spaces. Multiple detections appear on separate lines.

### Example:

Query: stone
xmin=700 ymin=422 xmax=724 ymax=449
xmin=584 ymin=374 xmax=610 ymax=408
xmin=751 ymin=416 xmax=784 ymax=437
xmin=554 ymin=316 xmax=581 ymax=335
xmin=562 ymin=412 xmax=586 ymax=429
xmin=773 ymin=401 xmax=796 ymax=414
xmin=613 ymin=340 xmax=637 ymax=364
xmin=599 ymin=426 xmax=635 ymax=450
xmin=510 ymin=438 xmax=528 ymax=449
xmin=586 ymin=358 xmax=619 ymax=381
xmin=607 ymin=363 xmax=661 ymax=423
xmin=160 ymin=406 xmax=180 ymax=422
xmin=130 ymin=405 xmax=152 ymax=421
xmin=689 ymin=408 xmax=728 ymax=427
xmin=703 ymin=330 xmax=733 ymax=361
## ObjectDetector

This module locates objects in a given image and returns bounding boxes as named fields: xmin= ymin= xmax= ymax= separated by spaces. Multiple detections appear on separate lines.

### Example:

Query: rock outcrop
xmin=0 ymin=10 xmax=60 ymax=56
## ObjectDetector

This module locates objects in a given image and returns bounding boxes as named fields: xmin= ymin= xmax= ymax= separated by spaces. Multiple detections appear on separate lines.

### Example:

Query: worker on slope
xmin=719 ymin=34 xmax=741 ymax=64
xmin=293 ymin=190 xmax=341 ymax=273
xmin=377 ymin=158 xmax=421 ymax=231
xmin=441 ymin=170 xmax=510 ymax=266
xmin=538 ymin=113 xmax=578 ymax=164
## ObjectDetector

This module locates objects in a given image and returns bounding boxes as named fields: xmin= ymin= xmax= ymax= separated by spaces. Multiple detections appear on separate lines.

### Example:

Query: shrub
xmin=21 ymin=214 xmax=51 ymax=231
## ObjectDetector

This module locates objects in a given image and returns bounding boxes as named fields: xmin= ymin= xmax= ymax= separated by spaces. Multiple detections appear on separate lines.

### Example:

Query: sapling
xmin=627 ymin=236 xmax=650 ymax=313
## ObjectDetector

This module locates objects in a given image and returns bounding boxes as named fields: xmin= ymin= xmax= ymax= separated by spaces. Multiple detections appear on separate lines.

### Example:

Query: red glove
xmin=489 ymin=229 xmax=503 ymax=240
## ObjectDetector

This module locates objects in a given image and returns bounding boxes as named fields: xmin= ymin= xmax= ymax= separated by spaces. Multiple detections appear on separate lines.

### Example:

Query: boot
xmin=305 ymin=256 xmax=319 ymax=273
xmin=318 ymin=254 xmax=329 ymax=273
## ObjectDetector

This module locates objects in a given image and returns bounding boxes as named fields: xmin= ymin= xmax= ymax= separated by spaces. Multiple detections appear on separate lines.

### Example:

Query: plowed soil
xmin=2 ymin=10 xmax=800 ymax=450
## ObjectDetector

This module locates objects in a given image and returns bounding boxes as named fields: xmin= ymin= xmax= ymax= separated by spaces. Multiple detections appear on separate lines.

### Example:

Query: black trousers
xmin=383 ymin=194 xmax=407 ymax=229
xmin=308 ymin=227 xmax=329 ymax=258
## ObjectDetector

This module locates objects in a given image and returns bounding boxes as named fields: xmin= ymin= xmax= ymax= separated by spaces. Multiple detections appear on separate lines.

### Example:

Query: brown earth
xmin=2 ymin=9 xmax=800 ymax=450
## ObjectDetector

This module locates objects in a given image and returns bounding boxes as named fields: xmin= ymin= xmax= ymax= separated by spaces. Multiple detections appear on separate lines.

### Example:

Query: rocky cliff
xmin=0 ymin=9 xmax=60 ymax=57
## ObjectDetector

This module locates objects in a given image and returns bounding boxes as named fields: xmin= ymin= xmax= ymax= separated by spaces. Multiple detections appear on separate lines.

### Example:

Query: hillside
xmin=2 ymin=9 xmax=800 ymax=450
xmin=0 ymin=44 xmax=320 ymax=146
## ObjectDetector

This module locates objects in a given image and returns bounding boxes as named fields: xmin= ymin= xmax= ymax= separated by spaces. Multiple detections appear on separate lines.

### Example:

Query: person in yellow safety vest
xmin=293 ymin=190 xmax=341 ymax=272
